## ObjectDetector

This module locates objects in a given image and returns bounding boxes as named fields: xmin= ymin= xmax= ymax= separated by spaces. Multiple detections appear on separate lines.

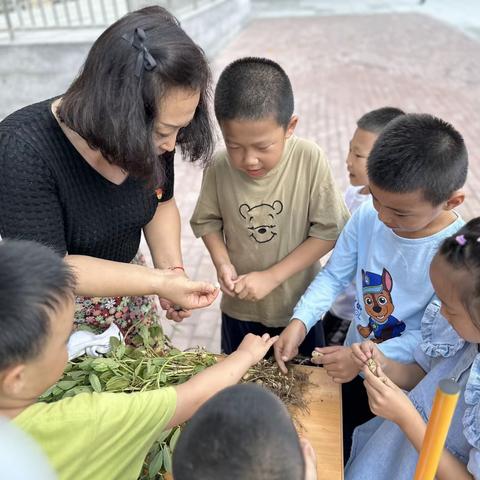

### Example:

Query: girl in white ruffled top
xmin=347 ymin=218 xmax=480 ymax=479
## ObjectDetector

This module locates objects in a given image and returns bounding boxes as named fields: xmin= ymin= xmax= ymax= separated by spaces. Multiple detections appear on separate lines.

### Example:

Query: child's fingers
xmin=237 ymin=288 xmax=250 ymax=300
xmin=311 ymin=350 xmax=324 ymax=365
xmin=375 ymin=365 xmax=392 ymax=387
xmin=266 ymin=335 xmax=279 ymax=348
xmin=363 ymin=366 xmax=390 ymax=392
xmin=317 ymin=348 xmax=344 ymax=366
xmin=220 ymin=285 xmax=236 ymax=297
xmin=360 ymin=341 xmax=375 ymax=360
xmin=315 ymin=345 xmax=344 ymax=355
xmin=233 ymin=278 xmax=246 ymax=295
xmin=351 ymin=343 xmax=368 ymax=363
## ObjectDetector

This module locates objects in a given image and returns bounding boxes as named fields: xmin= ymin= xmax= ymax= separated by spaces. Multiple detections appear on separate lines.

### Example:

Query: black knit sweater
xmin=0 ymin=99 xmax=174 ymax=263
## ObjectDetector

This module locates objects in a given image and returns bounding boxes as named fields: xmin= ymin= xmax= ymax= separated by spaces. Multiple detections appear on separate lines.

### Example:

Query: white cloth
xmin=67 ymin=323 xmax=123 ymax=360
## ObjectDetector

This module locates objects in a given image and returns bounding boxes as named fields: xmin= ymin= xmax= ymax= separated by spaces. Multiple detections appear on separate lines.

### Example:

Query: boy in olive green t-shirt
xmin=0 ymin=240 xmax=277 ymax=480
xmin=191 ymin=57 xmax=350 ymax=355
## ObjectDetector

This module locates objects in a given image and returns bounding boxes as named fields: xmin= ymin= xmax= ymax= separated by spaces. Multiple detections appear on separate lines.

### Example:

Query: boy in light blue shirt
xmin=274 ymin=113 xmax=468 ymax=458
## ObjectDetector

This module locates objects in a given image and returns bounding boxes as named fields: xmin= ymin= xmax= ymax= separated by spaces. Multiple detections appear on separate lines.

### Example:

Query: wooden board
xmin=164 ymin=364 xmax=343 ymax=480
xmin=290 ymin=365 xmax=343 ymax=480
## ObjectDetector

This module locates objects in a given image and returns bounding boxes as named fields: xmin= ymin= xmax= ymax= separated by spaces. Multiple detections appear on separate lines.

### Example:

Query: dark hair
xmin=0 ymin=240 xmax=75 ymax=370
xmin=367 ymin=113 xmax=468 ymax=205
xmin=214 ymin=57 xmax=294 ymax=128
xmin=57 ymin=6 xmax=214 ymax=185
xmin=357 ymin=107 xmax=405 ymax=134
xmin=172 ymin=384 xmax=305 ymax=480
xmin=437 ymin=218 xmax=480 ymax=326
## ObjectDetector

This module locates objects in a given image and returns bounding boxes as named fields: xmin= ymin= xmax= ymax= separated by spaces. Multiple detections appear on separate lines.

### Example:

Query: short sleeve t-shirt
xmin=13 ymin=388 xmax=177 ymax=480
xmin=0 ymin=99 xmax=174 ymax=262
xmin=190 ymin=135 xmax=350 ymax=327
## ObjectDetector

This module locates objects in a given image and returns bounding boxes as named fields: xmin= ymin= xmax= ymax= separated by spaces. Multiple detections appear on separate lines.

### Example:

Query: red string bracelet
xmin=168 ymin=266 xmax=185 ymax=272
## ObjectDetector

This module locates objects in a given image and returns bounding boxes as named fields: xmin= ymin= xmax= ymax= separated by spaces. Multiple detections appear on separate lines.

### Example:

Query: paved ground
xmin=145 ymin=10 xmax=480 ymax=353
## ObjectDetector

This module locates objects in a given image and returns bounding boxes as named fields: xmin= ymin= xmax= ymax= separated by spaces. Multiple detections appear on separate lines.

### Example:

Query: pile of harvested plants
xmin=39 ymin=325 xmax=310 ymax=479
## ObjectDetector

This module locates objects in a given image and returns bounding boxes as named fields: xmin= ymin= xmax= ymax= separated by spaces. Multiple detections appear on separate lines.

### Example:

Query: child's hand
xmin=363 ymin=365 xmax=416 ymax=427
xmin=274 ymin=319 xmax=307 ymax=374
xmin=299 ymin=437 xmax=317 ymax=480
xmin=311 ymin=346 xmax=360 ymax=383
xmin=217 ymin=263 xmax=238 ymax=297
xmin=351 ymin=340 xmax=386 ymax=372
xmin=236 ymin=333 xmax=279 ymax=365
xmin=233 ymin=270 xmax=280 ymax=301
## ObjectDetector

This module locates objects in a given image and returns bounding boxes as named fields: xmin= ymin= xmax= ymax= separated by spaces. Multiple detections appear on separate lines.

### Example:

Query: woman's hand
xmin=363 ymin=365 xmax=417 ymax=427
xmin=157 ymin=270 xmax=219 ymax=322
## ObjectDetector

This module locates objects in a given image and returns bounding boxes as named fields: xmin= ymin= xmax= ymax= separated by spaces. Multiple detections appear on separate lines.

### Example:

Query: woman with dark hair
xmin=0 ymin=6 xmax=217 ymax=340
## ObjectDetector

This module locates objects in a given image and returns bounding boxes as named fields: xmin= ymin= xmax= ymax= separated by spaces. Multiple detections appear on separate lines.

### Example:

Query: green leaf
xmin=89 ymin=373 xmax=102 ymax=393
xmin=169 ymin=427 xmax=181 ymax=451
xmin=139 ymin=325 xmax=150 ymax=347
xmin=52 ymin=386 xmax=64 ymax=395
xmin=57 ymin=380 xmax=78 ymax=391
xmin=92 ymin=358 xmax=119 ymax=372
xmin=99 ymin=371 xmax=114 ymax=383
xmin=162 ymin=445 xmax=172 ymax=473
xmin=144 ymin=360 xmax=155 ymax=379
xmin=39 ymin=385 xmax=56 ymax=400
xmin=105 ymin=376 xmax=130 ymax=391
xmin=68 ymin=370 xmax=88 ymax=380
xmin=148 ymin=449 xmax=164 ymax=478
xmin=116 ymin=343 xmax=126 ymax=360
xmin=71 ymin=386 xmax=93 ymax=395
xmin=78 ymin=358 xmax=94 ymax=370
xmin=156 ymin=429 xmax=172 ymax=444
xmin=109 ymin=337 xmax=121 ymax=349
xmin=135 ymin=361 xmax=145 ymax=377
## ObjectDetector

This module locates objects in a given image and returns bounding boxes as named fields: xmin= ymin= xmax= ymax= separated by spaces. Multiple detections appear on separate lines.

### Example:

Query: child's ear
xmin=285 ymin=115 xmax=299 ymax=139
xmin=443 ymin=190 xmax=465 ymax=211
xmin=1 ymin=364 xmax=27 ymax=398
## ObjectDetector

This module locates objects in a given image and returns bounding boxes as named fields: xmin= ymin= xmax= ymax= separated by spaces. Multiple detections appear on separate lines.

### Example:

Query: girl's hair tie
xmin=455 ymin=234 xmax=467 ymax=246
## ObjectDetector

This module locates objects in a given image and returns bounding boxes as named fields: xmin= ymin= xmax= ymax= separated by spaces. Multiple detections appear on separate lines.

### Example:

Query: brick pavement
xmin=148 ymin=12 xmax=480 ymax=353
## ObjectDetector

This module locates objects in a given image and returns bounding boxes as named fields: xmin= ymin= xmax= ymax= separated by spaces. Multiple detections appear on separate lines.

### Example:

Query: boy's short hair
xmin=214 ymin=57 xmax=294 ymax=128
xmin=0 ymin=240 xmax=75 ymax=370
xmin=357 ymin=107 xmax=405 ymax=134
xmin=367 ymin=113 xmax=468 ymax=205
xmin=172 ymin=383 xmax=305 ymax=480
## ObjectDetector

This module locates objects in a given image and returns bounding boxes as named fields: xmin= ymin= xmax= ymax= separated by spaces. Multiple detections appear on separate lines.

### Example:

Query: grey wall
xmin=0 ymin=0 xmax=250 ymax=120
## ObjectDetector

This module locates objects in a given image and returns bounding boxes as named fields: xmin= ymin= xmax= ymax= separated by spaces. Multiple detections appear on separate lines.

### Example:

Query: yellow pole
xmin=414 ymin=379 xmax=460 ymax=480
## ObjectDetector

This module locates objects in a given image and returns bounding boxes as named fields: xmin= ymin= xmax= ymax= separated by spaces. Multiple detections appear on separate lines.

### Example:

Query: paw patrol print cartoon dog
xmin=239 ymin=201 xmax=283 ymax=244
xmin=357 ymin=268 xmax=406 ymax=343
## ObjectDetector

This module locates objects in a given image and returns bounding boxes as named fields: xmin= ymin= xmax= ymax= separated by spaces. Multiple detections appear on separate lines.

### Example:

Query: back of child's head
xmin=356 ymin=107 xmax=405 ymax=134
xmin=437 ymin=218 xmax=480 ymax=326
xmin=367 ymin=113 xmax=468 ymax=205
xmin=0 ymin=240 xmax=75 ymax=371
xmin=214 ymin=57 xmax=294 ymax=128
xmin=172 ymin=383 xmax=305 ymax=480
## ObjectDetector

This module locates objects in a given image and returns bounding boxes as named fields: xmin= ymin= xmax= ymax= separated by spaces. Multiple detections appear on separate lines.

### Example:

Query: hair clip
xmin=122 ymin=27 xmax=157 ymax=77
xmin=455 ymin=234 xmax=467 ymax=246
